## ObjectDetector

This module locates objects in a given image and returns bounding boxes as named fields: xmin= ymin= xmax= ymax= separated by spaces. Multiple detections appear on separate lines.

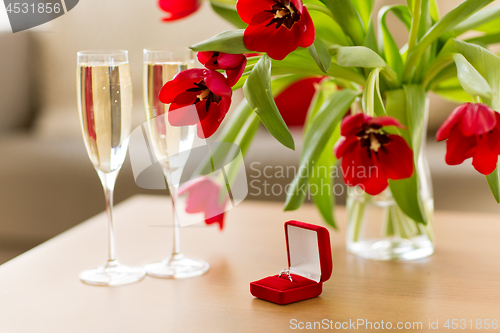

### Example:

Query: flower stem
xmin=348 ymin=189 xmax=368 ymax=243
xmin=364 ymin=68 xmax=381 ymax=116
xmin=407 ymin=0 xmax=422 ymax=54
xmin=303 ymin=3 xmax=334 ymax=19
xmin=473 ymin=95 xmax=482 ymax=103
xmin=403 ymin=0 xmax=422 ymax=83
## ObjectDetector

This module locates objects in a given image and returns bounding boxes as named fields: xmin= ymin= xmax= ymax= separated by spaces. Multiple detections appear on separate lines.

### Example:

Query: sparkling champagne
xmin=77 ymin=62 xmax=132 ymax=173
xmin=143 ymin=62 xmax=195 ymax=168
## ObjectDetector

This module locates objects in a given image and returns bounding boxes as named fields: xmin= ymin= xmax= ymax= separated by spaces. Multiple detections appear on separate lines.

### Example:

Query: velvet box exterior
xmin=250 ymin=220 xmax=333 ymax=305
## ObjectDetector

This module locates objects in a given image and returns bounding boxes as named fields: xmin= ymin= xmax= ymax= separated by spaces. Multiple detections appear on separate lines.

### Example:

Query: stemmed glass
xmin=142 ymin=48 xmax=210 ymax=278
xmin=76 ymin=50 xmax=146 ymax=286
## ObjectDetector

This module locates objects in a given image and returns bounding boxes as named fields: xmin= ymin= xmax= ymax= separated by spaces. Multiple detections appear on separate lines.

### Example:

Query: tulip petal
xmin=197 ymin=102 xmax=224 ymax=138
xmin=197 ymin=52 xmax=216 ymax=68
xmin=171 ymin=91 xmax=197 ymax=106
xmin=472 ymin=135 xmax=499 ymax=175
xmin=204 ymin=70 xmax=232 ymax=97
xmin=217 ymin=53 xmax=246 ymax=69
xmin=487 ymin=116 xmax=500 ymax=154
xmin=334 ymin=136 xmax=357 ymax=159
xmin=378 ymin=135 xmax=414 ymax=180
xmin=436 ymin=103 xmax=467 ymax=141
xmin=205 ymin=213 xmax=225 ymax=230
xmin=168 ymin=104 xmax=206 ymax=126
xmin=174 ymin=68 xmax=206 ymax=81
xmin=225 ymin=57 xmax=247 ymax=87
xmin=159 ymin=0 xmax=201 ymax=21
xmin=236 ymin=0 xmax=274 ymax=23
xmin=290 ymin=0 xmax=303 ymax=13
xmin=459 ymin=103 xmax=497 ymax=136
xmin=243 ymin=22 xmax=300 ymax=60
xmin=159 ymin=79 xmax=196 ymax=104
xmin=341 ymin=144 xmax=371 ymax=186
xmin=296 ymin=8 xmax=315 ymax=48
xmin=444 ymin=129 xmax=477 ymax=165
xmin=360 ymin=169 xmax=389 ymax=195
xmin=369 ymin=116 xmax=406 ymax=129
xmin=340 ymin=113 xmax=368 ymax=136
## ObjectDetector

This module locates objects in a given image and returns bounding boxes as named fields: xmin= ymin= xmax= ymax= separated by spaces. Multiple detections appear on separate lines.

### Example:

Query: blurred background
xmin=0 ymin=0 xmax=499 ymax=264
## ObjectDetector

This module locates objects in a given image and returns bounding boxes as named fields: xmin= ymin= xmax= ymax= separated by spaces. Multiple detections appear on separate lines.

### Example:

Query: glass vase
xmin=346 ymin=105 xmax=434 ymax=261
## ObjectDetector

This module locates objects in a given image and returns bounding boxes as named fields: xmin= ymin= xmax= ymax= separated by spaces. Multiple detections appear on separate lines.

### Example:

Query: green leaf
xmin=406 ymin=0 xmax=415 ymax=16
xmin=378 ymin=5 xmax=410 ymax=81
xmin=308 ymin=38 xmax=331 ymax=73
xmin=319 ymin=0 xmax=365 ymax=45
xmin=434 ymin=87 xmax=473 ymax=103
xmin=422 ymin=39 xmax=456 ymax=89
xmin=455 ymin=40 xmax=500 ymax=110
xmin=465 ymin=32 xmax=500 ymax=46
xmin=210 ymin=1 xmax=246 ymax=29
xmin=486 ymin=165 xmax=500 ymax=203
xmin=336 ymin=46 xmax=399 ymax=88
xmin=452 ymin=5 xmax=500 ymax=35
xmin=284 ymin=89 xmax=360 ymax=210
xmin=417 ymin=0 xmax=433 ymax=40
xmin=220 ymin=112 xmax=261 ymax=202
xmin=337 ymin=46 xmax=386 ymax=68
xmin=271 ymin=48 xmax=366 ymax=85
xmin=432 ymin=75 xmax=473 ymax=104
xmin=310 ymin=126 xmax=339 ymax=229
xmin=308 ymin=7 xmax=350 ymax=46
xmin=190 ymin=30 xmax=251 ymax=54
xmin=455 ymin=40 xmax=500 ymax=201
xmin=429 ymin=0 xmax=440 ymax=22
xmin=243 ymin=55 xmax=295 ymax=150
xmin=474 ymin=16 xmax=500 ymax=34
xmin=403 ymin=0 xmax=494 ymax=82
xmin=404 ymin=85 xmax=427 ymax=160
xmin=391 ymin=6 xmax=412 ymax=30
xmin=385 ymin=88 xmax=428 ymax=224
xmin=350 ymin=0 xmax=374 ymax=29
xmin=195 ymin=98 xmax=254 ymax=176
xmin=364 ymin=16 xmax=378 ymax=53
xmin=453 ymin=53 xmax=492 ymax=99
xmin=362 ymin=68 xmax=386 ymax=116
xmin=427 ymin=63 xmax=458 ymax=91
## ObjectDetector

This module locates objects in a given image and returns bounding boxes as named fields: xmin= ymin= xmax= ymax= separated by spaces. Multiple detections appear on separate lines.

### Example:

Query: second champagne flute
xmin=77 ymin=50 xmax=145 ymax=286
xmin=143 ymin=48 xmax=209 ymax=278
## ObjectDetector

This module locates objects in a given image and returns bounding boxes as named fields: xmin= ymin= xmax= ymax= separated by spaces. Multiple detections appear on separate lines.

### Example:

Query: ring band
xmin=278 ymin=269 xmax=293 ymax=282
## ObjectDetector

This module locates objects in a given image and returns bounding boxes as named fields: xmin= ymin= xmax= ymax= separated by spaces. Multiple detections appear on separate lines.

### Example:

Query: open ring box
xmin=250 ymin=220 xmax=333 ymax=305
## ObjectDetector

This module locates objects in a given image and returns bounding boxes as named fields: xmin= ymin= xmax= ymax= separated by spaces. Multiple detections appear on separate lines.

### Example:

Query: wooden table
xmin=0 ymin=195 xmax=499 ymax=332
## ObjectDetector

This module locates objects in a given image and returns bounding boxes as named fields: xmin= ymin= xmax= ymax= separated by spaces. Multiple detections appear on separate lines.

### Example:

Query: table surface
xmin=0 ymin=195 xmax=499 ymax=332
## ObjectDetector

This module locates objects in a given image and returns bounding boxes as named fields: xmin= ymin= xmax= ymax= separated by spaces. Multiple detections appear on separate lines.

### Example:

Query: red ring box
xmin=250 ymin=220 xmax=333 ymax=305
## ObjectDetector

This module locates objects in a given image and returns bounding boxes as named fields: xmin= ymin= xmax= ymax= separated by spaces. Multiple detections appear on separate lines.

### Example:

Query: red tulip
xmin=197 ymin=51 xmax=247 ymax=87
xmin=274 ymin=77 xmax=323 ymax=127
xmin=178 ymin=176 xmax=229 ymax=230
xmin=436 ymin=103 xmax=500 ymax=175
xmin=158 ymin=0 xmax=201 ymax=21
xmin=159 ymin=68 xmax=232 ymax=139
xmin=236 ymin=0 xmax=315 ymax=60
xmin=335 ymin=113 xmax=414 ymax=195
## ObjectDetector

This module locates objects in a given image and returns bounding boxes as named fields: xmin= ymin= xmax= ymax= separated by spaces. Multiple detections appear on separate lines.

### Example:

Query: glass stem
xmin=170 ymin=184 xmax=182 ymax=257
xmin=162 ymin=162 xmax=183 ymax=260
xmin=96 ymin=169 xmax=119 ymax=265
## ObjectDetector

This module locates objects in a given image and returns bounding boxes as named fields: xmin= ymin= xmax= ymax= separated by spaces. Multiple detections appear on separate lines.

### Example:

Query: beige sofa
xmin=0 ymin=0 xmax=498 ymax=264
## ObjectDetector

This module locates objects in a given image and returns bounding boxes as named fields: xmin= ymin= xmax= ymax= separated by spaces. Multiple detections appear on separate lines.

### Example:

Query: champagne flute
xmin=77 ymin=50 xmax=145 ymax=286
xmin=142 ymin=48 xmax=209 ymax=278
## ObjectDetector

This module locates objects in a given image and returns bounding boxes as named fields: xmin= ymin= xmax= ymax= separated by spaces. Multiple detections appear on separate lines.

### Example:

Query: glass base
xmin=145 ymin=253 xmax=209 ymax=279
xmin=80 ymin=260 xmax=146 ymax=286
xmin=347 ymin=236 xmax=434 ymax=261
